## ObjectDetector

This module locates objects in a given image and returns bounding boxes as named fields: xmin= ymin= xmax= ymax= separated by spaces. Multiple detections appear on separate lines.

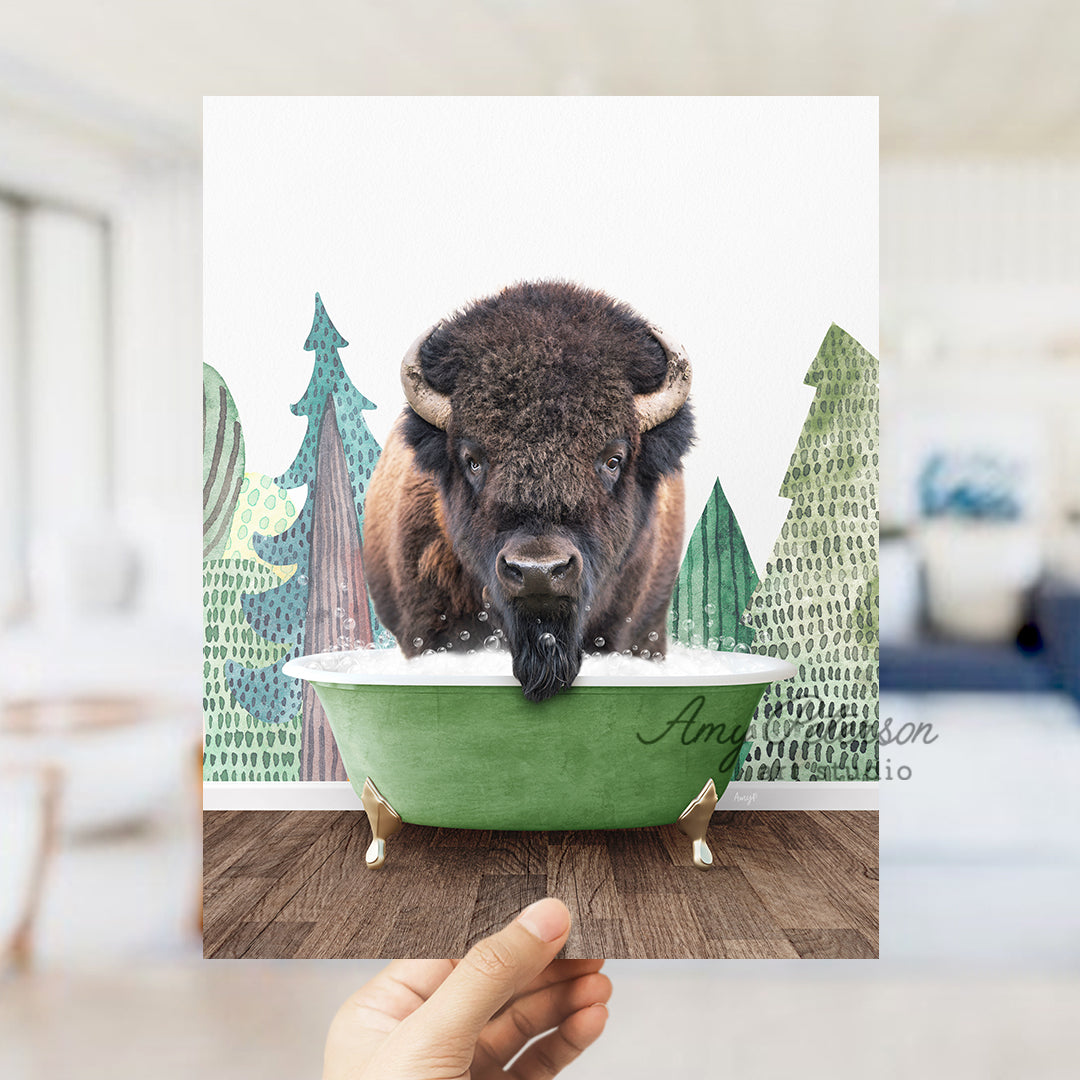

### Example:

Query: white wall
xmin=0 ymin=201 xmax=22 ymax=621
xmin=0 ymin=100 xmax=202 ymax=633
xmin=881 ymin=160 xmax=1080 ymax=535
xmin=204 ymin=96 xmax=879 ymax=575
xmin=111 ymin=162 xmax=202 ymax=628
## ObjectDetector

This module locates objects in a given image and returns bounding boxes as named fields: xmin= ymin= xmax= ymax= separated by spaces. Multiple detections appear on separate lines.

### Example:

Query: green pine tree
xmin=741 ymin=325 xmax=879 ymax=782
xmin=669 ymin=477 xmax=758 ymax=651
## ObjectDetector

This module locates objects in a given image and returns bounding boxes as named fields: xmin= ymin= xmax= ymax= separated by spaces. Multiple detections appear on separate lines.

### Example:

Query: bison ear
xmin=402 ymin=408 xmax=456 ymax=487
xmin=637 ymin=400 xmax=695 ymax=482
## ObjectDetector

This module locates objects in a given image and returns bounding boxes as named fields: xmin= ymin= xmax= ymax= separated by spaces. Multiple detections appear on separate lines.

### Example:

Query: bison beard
xmin=504 ymin=604 xmax=584 ymax=703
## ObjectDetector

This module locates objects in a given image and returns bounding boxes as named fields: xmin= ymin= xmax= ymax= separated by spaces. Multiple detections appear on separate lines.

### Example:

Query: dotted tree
xmin=225 ymin=294 xmax=388 ymax=781
xmin=741 ymin=325 xmax=878 ymax=782
xmin=203 ymin=367 xmax=300 ymax=781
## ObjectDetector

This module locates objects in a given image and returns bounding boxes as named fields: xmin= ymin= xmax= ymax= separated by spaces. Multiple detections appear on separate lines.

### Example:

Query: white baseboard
xmin=203 ymin=780 xmax=878 ymax=813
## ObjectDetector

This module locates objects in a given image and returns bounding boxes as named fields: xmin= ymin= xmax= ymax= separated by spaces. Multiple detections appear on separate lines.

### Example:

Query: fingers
xmin=476 ymin=970 xmax=612 ymax=1065
xmin=344 ymin=960 xmax=456 ymax=1029
xmin=508 ymin=1003 xmax=609 ymax=1080
xmin=402 ymin=898 xmax=571 ymax=1054
xmin=489 ymin=957 xmax=605 ymax=1018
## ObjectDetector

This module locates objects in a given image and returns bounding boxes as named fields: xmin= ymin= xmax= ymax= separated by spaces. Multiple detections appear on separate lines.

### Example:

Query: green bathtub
xmin=283 ymin=649 xmax=796 ymax=868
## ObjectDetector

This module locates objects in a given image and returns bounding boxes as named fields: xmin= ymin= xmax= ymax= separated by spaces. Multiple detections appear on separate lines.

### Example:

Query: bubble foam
xmin=289 ymin=642 xmax=795 ymax=687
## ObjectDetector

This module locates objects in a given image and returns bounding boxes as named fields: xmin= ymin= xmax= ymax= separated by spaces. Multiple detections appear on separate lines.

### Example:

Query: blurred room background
xmin=2 ymin=1 xmax=1080 ymax=1077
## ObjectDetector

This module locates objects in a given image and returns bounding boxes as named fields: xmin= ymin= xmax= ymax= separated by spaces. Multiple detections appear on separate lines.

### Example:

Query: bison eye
xmin=459 ymin=443 xmax=486 ymax=488
xmin=597 ymin=441 xmax=628 ymax=490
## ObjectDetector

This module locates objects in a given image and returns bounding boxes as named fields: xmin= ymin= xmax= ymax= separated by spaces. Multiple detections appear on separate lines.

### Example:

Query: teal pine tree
xmin=741 ymin=325 xmax=879 ymax=782
xmin=225 ymin=294 xmax=389 ymax=781
xmin=276 ymin=293 xmax=381 ymax=543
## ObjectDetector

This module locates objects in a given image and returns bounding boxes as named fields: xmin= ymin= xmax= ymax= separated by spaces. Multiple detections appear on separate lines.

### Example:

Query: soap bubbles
xmin=297 ymin=574 xmax=308 ymax=586
xmin=721 ymin=636 xmax=735 ymax=652
xmin=459 ymin=630 xmax=470 ymax=642
xmin=735 ymin=642 xmax=751 ymax=653
xmin=625 ymin=616 xmax=633 ymax=624
xmin=705 ymin=602 xmax=716 ymax=616
xmin=339 ymin=581 xmax=348 ymax=592
xmin=304 ymin=641 xmax=769 ymax=680
xmin=439 ymin=613 xmax=447 ymax=622
xmin=594 ymin=637 xmax=605 ymax=648
xmin=477 ymin=610 xmax=489 ymax=622
xmin=647 ymin=630 xmax=659 ymax=642
xmin=344 ymin=618 xmax=356 ymax=631
xmin=412 ymin=637 xmax=424 ymax=649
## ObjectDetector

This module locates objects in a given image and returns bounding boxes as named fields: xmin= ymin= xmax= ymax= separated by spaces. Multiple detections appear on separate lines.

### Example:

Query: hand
xmin=324 ymin=898 xmax=610 ymax=1079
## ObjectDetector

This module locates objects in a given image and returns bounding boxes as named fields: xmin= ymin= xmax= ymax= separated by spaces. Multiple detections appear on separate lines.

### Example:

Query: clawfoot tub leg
xmin=676 ymin=778 xmax=719 ymax=870
xmin=361 ymin=777 xmax=403 ymax=869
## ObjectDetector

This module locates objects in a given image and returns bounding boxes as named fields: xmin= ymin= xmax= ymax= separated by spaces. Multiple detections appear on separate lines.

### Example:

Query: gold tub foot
xmin=360 ymin=778 xmax=403 ymax=868
xmin=676 ymin=778 xmax=719 ymax=870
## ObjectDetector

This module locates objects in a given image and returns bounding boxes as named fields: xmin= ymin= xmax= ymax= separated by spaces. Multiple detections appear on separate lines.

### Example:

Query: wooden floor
xmin=203 ymin=810 xmax=877 ymax=960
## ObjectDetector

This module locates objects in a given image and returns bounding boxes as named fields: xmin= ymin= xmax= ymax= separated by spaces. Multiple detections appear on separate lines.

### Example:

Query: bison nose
xmin=496 ymin=544 xmax=582 ymax=599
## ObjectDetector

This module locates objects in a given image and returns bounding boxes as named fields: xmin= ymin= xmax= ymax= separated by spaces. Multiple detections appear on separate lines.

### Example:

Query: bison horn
xmin=637 ymin=324 xmax=693 ymax=432
xmin=402 ymin=319 xmax=691 ymax=433
xmin=400 ymin=324 xmax=453 ymax=430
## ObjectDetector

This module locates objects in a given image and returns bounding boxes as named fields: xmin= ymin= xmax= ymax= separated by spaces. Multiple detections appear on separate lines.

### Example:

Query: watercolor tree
xmin=740 ymin=325 xmax=879 ymax=782
xmin=669 ymin=478 xmax=758 ymax=651
xmin=668 ymin=477 xmax=759 ymax=779
xmin=203 ymin=366 xmax=302 ymax=781
xmin=225 ymin=294 xmax=388 ymax=782
xmin=203 ymin=364 xmax=246 ymax=561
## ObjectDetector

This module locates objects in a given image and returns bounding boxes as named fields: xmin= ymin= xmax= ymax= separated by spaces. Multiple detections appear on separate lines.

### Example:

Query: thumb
xmin=401 ymin=898 xmax=571 ymax=1056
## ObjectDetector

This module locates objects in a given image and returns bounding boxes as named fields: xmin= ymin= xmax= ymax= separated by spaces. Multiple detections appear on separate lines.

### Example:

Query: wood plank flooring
xmin=203 ymin=810 xmax=877 ymax=960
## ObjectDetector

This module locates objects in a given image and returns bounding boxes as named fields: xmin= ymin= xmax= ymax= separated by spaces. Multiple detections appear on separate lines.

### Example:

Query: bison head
xmin=400 ymin=281 xmax=694 ymax=701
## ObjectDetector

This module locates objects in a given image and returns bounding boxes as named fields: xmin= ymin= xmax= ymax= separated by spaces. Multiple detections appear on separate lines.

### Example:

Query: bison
xmin=364 ymin=280 xmax=695 ymax=702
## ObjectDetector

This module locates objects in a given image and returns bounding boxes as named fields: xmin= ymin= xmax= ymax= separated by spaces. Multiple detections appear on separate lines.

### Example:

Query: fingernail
xmin=517 ymin=898 xmax=569 ymax=942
